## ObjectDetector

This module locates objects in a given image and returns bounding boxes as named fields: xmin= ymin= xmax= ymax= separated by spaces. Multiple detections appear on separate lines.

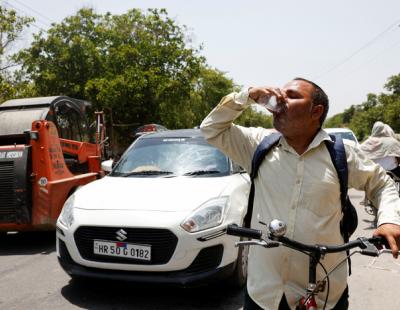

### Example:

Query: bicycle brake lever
xmin=379 ymin=249 xmax=400 ymax=255
xmin=265 ymin=241 xmax=280 ymax=248
xmin=358 ymin=237 xmax=379 ymax=257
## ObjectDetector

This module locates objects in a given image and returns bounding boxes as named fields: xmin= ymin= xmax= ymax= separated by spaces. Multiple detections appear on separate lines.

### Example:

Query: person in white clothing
xmin=360 ymin=121 xmax=400 ymax=178
xmin=200 ymin=78 xmax=400 ymax=310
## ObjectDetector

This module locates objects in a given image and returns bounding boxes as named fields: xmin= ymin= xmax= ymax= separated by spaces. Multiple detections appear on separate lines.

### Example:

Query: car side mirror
xmin=231 ymin=161 xmax=245 ymax=174
xmin=101 ymin=159 xmax=113 ymax=173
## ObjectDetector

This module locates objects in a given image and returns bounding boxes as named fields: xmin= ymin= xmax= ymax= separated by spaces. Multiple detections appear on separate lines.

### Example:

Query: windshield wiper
xmin=121 ymin=170 xmax=174 ymax=177
xmin=183 ymin=170 xmax=221 ymax=176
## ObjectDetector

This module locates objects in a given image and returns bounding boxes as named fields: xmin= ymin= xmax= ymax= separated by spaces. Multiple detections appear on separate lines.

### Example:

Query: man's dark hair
xmin=294 ymin=77 xmax=329 ymax=126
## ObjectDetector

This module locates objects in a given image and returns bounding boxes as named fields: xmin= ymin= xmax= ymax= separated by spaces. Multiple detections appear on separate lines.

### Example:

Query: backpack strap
xmin=325 ymin=134 xmax=356 ymax=275
xmin=324 ymin=135 xmax=349 ymax=238
xmin=250 ymin=132 xmax=283 ymax=180
xmin=243 ymin=132 xmax=281 ymax=228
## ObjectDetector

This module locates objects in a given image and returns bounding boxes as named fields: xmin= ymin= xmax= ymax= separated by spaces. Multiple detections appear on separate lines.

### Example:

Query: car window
xmin=332 ymin=132 xmax=357 ymax=143
xmin=113 ymin=137 xmax=230 ymax=177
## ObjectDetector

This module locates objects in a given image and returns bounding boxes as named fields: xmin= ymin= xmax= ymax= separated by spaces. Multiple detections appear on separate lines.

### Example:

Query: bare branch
xmin=1 ymin=38 xmax=12 ymax=50
xmin=0 ymin=63 xmax=18 ymax=71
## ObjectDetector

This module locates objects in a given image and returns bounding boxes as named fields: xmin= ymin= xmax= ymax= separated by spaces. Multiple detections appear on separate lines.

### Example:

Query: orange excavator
xmin=0 ymin=96 xmax=107 ymax=233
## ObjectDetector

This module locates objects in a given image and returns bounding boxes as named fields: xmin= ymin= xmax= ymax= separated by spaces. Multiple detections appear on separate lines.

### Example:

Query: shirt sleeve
xmin=200 ymin=90 xmax=266 ymax=173
xmin=346 ymin=143 xmax=400 ymax=226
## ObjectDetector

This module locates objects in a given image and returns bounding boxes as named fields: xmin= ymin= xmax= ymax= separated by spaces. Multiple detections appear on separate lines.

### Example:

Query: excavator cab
xmin=0 ymin=96 xmax=106 ymax=173
xmin=0 ymin=96 xmax=106 ymax=229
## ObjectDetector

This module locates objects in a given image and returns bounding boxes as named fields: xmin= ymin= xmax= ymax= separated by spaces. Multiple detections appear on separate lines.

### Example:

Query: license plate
xmin=93 ymin=240 xmax=151 ymax=261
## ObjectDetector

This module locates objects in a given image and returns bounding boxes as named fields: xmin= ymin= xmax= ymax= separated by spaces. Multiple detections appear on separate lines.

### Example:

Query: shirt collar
xmin=278 ymin=129 xmax=333 ymax=155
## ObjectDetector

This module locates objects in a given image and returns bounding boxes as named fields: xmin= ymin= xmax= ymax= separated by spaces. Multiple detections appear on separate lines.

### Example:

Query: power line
xmin=312 ymin=19 xmax=400 ymax=81
xmin=13 ymin=0 xmax=55 ymax=24
xmin=341 ymin=37 xmax=400 ymax=81
xmin=3 ymin=2 xmax=49 ymax=32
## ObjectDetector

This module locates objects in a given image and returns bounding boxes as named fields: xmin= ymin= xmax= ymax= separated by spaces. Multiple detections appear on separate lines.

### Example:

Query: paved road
xmin=0 ymin=190 xmax=399 ymax=309
xmin=348 ymin=189 xmax=400 ymax=310
xmin=0 ymin=232 xmax=243 ymax=310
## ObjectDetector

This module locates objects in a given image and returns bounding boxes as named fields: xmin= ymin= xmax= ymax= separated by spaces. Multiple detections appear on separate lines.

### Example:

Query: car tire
xmin=228 ymin=238 xmax=249 ymax=288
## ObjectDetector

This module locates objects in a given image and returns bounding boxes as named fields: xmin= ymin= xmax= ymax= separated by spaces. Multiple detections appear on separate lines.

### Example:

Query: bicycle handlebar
xmin=226 ymin=223 xmax=388 ymax=255
xmin=226 ymin=224 xmax=262 ymax=239
xmin=278 ymin=235 xmax=386 ymax=254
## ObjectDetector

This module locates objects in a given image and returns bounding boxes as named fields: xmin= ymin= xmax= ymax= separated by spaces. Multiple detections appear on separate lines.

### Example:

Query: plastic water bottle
xmin=257 ymin=95 xmax=282 ymax=113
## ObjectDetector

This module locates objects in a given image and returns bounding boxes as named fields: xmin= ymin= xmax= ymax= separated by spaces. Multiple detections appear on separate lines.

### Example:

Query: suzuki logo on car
xmin=115 ymin=229 xmax=127 ymax=241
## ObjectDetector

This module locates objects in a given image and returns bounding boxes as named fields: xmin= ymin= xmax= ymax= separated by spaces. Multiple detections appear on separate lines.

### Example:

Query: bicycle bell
xmin=268 ymin=219 xmax=287 ymax=237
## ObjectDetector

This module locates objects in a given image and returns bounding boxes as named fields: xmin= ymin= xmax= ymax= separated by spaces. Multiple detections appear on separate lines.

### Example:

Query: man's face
xmin=273 ymin=80 xmax=320 ymax=138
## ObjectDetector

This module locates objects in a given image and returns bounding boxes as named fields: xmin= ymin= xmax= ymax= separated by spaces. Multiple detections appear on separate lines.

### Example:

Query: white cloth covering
xmin=360 ymin=121 xmax=400 ymax=161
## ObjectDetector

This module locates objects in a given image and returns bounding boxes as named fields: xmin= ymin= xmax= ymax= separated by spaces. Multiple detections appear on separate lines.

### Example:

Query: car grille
xmin=60 ymin=240 xmax=224 ymax=278
xmin=74 ymin=226 xmax=178 ymax=265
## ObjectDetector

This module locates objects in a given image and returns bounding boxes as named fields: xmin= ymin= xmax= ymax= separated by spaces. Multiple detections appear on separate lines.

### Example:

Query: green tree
xmin=189 ymin=67 xmax=240 ymax=126
xmin=236 ymin=107 xmax=273 ymax=128
xmin=15 ymin=8 xmax=274 ymax=150
xmin=384 ymin=74 xmax=400 ymax=95
xmin=381 ymin=81 xmax=400 ymax=132
xmin=350 ymin=76 xmax=400 ymax=139
xmin=324 ymin=113 xmax=344 ymax=128
xmin=188 ymin=67 xmax=273 ymax=128
xmin=0 ymin=5 xmax=33 ymax=101
xmin=15 ymin=8 xmax=205 ymax=149
xmin=325 ymin=74 xmax=400 ymax=141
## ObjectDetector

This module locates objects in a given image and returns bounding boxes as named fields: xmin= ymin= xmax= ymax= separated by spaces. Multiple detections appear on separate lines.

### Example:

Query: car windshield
xmin=332 ymin=132 xmax=357 ymax=142
xmin=111 ymin=137 xmax=230 ymax=177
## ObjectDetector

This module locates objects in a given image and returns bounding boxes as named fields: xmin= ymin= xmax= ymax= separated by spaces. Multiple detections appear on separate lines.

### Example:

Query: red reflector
xmin=142 ymin=125 xmax=156 ymax=132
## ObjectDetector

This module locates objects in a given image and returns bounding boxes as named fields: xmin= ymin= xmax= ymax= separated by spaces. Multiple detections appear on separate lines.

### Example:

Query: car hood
xmin=73 ymin=175 xmax=234 ymax=212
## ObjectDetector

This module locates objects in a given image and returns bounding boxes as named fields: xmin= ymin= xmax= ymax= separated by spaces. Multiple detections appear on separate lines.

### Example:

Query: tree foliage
xmin=236 ymin=107 xmax=273 ymax=128
xmin=188 ymin=67 xmax=272 ymax=128
xmin=0 ymin=5 xmax=33 ymax=101
xmin=15 ymin=8 xmax=208 ymax=150
xmin=16 ymin=8 xmax=203 ymax=125
xmin=2 ymin=6 xmax=399 ymax=152
xmin=324 ymin=74 xmax=400 ymax=142
xmin=14 ymin=8 xmax=272 ymax=150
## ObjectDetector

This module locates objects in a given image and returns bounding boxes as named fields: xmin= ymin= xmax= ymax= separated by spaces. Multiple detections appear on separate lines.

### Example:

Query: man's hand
xmin=248 ymin=86 xmax=284 ymax=103
xmin=373 ymin=223 xmax=400 ymax=258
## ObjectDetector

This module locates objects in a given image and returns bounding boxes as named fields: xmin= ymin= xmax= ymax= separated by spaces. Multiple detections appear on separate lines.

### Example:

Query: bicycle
xmin=362 ymin=171 xmax=400 ymax=228
xmin=226 ymin=219 xmax=396 ymax=310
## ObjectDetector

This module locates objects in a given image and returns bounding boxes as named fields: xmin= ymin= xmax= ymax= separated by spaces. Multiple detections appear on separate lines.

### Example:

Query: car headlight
xmin=181 ymin=196 xmax=229 ymax=233
xmin=58 ymin=195 xmax=75 ymax=228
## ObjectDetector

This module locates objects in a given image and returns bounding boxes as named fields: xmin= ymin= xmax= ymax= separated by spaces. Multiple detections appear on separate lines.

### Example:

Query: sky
xmin=4 ymin=0 xmax=400 ymax=117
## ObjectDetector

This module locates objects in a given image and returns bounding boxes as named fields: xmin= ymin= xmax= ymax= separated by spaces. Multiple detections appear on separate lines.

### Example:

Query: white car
xmin=56 ymin=129 xmax=250 ymax=287
xmin=324 ymin=128 xmax=359 ymax=146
